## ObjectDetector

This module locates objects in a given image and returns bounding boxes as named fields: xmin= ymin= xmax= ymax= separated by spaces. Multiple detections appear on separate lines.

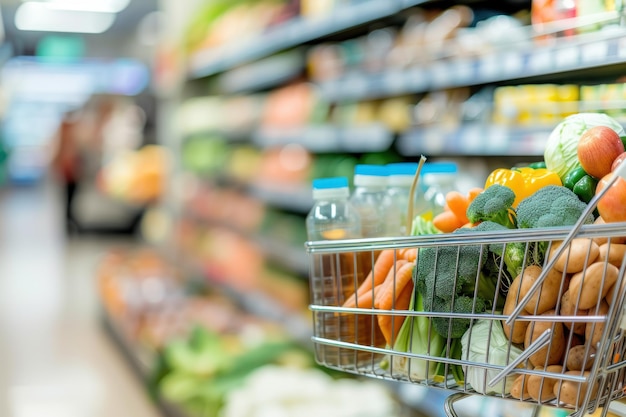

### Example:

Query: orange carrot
xmin=467 ymin=187 xmax=484 ymax=203
xmin=342 ymin=249 xmax=396 ymax=308
xmin=445 ymin=191 xmax=470 ymax=225
xmin=341 ymin=283 xmax=383 ymax=309
xmin=400 ymin=248 xmax=417 ymax=262
xmin=376 ymin=261 xmax=415 ymax=310
xmin=377 ymin=281 xmax=414 ymax=346
xmin=433 ymin=209 xmax=465 ymax=233
xmin=373 ymin=260 xmax=409 ymax=308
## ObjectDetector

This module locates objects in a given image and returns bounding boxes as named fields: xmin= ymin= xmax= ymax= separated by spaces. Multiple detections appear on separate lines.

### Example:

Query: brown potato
xmin=525 ymin=311 xmax=566 ymax=367
xmin=585 ymin=300 xmax=610 ymax=348
xmin=592 ymin=217 xmax=626 ymax=246
xmin=598 ymin=243 xmax=626 ymax=269
xmin=502 ymin=276 xmax=528 ymax=344
xmin=519 ymin=265 xmax=566 ymax=315
xmin=510 ymin=374 xmax=530 ymax=400
xmin=569 ymin=262 xmax=619 ymax=310
xmin=560 ymin=290 xmax=589 ymax=335
xmin=565 ymin=345 xmax=596 ymax=372
xmin=527 ymin=365 xmax=564 ymax=402
xmin=549 ymin=239 xmax=599 ymax=273
xmin=553 ymin=371 xmax=599 ymax=407
xmin=605 ymin=278 xmax=626 ymax=305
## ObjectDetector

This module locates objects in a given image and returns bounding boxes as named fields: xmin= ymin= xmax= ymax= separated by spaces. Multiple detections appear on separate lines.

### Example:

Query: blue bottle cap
xmin=387 ymin=162 xmax=418 ymax=176
xmin=425 ymin=161 xmax=458 ymax=174
xmin=354 ymin=164 xmax=389 ymax=177
xmin=312 ymin=177 xmax=349 ymax=190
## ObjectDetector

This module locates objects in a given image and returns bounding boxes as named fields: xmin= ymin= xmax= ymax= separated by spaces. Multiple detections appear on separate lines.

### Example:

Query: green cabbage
xmin=544 ymin=113 xmax=624 ymax=182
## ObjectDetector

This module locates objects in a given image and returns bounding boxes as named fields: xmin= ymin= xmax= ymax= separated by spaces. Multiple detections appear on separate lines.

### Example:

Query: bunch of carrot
xmin=342 ymin=248 xmax=417 ymax=347
xmin=432 ymin=187 xmax=483 ymax=233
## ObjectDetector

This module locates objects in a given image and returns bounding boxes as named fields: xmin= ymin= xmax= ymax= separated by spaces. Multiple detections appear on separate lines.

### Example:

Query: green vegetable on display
xmin=466 ymin=184 xmax=517 ymax=229
xmin=543 ymin=112 xmax=624 ymax=183
xmin=562 ymin=166 xmax=598 ymax=203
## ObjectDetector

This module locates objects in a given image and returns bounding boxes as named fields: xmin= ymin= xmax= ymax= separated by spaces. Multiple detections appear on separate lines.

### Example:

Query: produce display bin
xmin=306 ymin=170 xmax=626 ymax=417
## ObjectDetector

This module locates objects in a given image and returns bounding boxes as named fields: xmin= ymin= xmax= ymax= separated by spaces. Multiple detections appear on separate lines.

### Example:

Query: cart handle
xmin=505 ymin=159 xmax=626 ymax=327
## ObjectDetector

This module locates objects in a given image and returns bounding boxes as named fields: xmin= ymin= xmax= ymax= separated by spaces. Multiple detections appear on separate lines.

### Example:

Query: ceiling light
xmin=20 ymin=0 xmax=131 ymax=13
xmin=15 ymin=2 xmax=116 ymax=33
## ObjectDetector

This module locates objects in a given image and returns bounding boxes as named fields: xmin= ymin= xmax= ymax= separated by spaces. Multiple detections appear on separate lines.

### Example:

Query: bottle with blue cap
xmin=386 ymin=162 xmax=431 ymax=236
xmin=422 ymin=161 xmax=460 ymax=220
xmin=350 ymin=164 xmax=398 ymax=237
xmin=306 ymin=177 xmax=382 ymax=367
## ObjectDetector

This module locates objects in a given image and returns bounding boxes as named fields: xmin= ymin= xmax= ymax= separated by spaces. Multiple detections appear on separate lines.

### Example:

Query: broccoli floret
xmin=467 ymin=221 xmax=527 ymax=279
xmin=516 ymin=185 xmax=594 ymax=229
xmin=431 ymin=295 xmax=487 ymax=339
xmin=416 ymin=244 xmax=496 ymax=304
xmin=466 ymin=184 xmax=517 ymax=229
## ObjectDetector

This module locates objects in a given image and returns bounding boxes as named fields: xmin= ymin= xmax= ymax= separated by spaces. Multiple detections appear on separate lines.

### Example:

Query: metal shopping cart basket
xmin=306 ymin=169 xmax=626 ymax=417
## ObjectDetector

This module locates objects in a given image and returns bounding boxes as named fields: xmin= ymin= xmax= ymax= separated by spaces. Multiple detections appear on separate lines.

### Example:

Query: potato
xmin=519 ymin=265 xmax=566 ymax=315
xmin=560 ymin=290 xmax=589 ymax=335
xmin=527 ymin=365 xmax=564 ymax=402
xmin=553 ymin=371 xmax=599 ymax=407
xmin=502 ymin=276 xmax=528 ymax=343
xmin=565 ymin=345 xmax=596 ymax=371
xmin=525 ymin=311 xmax=566 ymax=367
xmin=569 ymin=262 xmax=619 ymax=310
xmin=549 ymin=239 xmax=599 ymax=273
xmin=585 ymin=300 xmax=610 ymax=348
xmin=605 ymin=277 xmax=626 ymax=305
xmin=598 ymin=243 xmax=626 ymax=269
xmin=510 ymin=374 xmax=530 ymax=400
xmin=592 ymin=217 xmax=626 ymax=246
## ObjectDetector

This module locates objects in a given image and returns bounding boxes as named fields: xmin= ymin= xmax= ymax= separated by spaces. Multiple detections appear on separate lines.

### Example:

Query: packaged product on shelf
xmin=350 ymin=164 xmax=398 ymax=238
xmin=306 ymin=177 xmax=383 ymax=367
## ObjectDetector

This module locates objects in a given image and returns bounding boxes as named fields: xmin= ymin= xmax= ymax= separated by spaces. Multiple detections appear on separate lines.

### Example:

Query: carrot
xmin=401 ymin=248 xmax=417 ymax=262
xmin=377 ymin=281 xmax=414 ymax=346
xmin=445 ymin=191 xmax=470 ymax=225
xmin=375 ymin=261 xmax=415 ymax=310
xmin=467 ymin=187 xmax=484 ymax=203
xmin=433 ymin=209 xmax=465 ymax=233
xmin=342 ymin=249 xmax=396 ymax=308
xmin=341 ymin=283 xmax=383 ymax=309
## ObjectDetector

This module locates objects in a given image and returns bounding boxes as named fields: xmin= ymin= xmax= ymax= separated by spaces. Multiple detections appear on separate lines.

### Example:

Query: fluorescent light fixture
xmin=15 ymin=2 xmax=116 ymax=33
xmin=20 ymin=0 xmax=131 ymax=13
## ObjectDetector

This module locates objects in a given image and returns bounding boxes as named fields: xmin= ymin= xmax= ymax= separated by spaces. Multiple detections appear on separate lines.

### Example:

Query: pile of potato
xmin=502 ymin=232 xmax=626 ymax=407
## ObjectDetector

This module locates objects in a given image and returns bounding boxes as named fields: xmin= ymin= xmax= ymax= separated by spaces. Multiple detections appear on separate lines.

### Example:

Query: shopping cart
xmin=306 ymin=168 xmax=626 ymax=417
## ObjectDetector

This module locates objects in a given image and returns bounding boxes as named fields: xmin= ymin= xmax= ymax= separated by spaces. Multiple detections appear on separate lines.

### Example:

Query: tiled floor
xmin=0 ymin=182 xmax=159 ymax=417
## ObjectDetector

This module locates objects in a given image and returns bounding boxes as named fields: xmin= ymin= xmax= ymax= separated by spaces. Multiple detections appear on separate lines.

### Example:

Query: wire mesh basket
xmin=306 ymin=220 xmax=626 ymax=417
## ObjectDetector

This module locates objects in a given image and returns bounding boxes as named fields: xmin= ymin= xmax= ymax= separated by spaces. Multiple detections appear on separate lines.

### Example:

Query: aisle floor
xmin=0 ymin=182 xmax=159 ymax=417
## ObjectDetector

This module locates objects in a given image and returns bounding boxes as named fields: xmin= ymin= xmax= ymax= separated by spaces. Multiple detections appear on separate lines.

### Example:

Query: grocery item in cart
xmin=350 ymin=164 xmax=398 ymax=238
xmin=386 ymin=162 xmax=430 ymax=236
xmin=306 ymin=177 xmax=383 ymax=368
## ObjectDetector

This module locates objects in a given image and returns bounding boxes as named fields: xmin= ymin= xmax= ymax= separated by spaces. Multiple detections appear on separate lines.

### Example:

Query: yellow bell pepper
xmin=484 ymin=167 xmax=562 ymax=207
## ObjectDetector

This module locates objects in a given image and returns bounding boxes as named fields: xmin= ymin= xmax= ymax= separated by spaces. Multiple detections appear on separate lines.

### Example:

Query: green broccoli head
xmin=466 ymin=184 xmax=517 ymax=228
xmin=431 ymin=295 xmax=487 ymax=338
xmin=516 ymin=185 xmax=594 ymax=229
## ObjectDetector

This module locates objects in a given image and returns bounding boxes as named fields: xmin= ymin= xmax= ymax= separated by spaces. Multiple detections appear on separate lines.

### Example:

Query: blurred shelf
xmin=318 ymin=29 xmax=626 ymax=102
xmin=215 ymin=50 xmax=305 ymax=94
xmin=396 ymin=124 xmax=551 ymax=157
xmin=249 ymin=182 xmax=313 ymax=214
xmin=253 ymin=123 xmax=394 ymax=152
xmin=188 ymin=0 xmax=429 ymax=79
xmin=101 ymin=313 xmax=190 ymax=417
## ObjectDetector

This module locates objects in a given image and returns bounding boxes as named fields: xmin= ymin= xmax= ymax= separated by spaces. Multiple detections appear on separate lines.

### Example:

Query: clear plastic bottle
xmin=306 ymin=177 xmax=383 ymax=366
xmin=421 ymin=161 xmax=460 ymax=220
xmin=350 ymin=164 xmax=398 ymax=237
xmin=386 ymin=162 xmax=433 ymax=236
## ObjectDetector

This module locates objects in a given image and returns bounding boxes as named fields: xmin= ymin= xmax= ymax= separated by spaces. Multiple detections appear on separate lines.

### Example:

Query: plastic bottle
xmin=386 ymin=162 xmax=432 ymax=236
xmin=421 ymin=161 xmax=460 ymax=220
xmin=306 ymin=177 xmax=383 ymax=366
xmin=350 ymin=164 xmax=398 ymax=237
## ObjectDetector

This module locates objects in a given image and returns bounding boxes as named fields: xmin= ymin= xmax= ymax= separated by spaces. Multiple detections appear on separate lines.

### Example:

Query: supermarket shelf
xmin=101 ymin=314 xmax=190 ymax=417
xmin=318 ymin=29 xmax=626 ymax=102
xmin=216 ymin=50 xmax=305 ymax=94
xmin=253 ymin=123 xmax=394 ymax=153
xmin=249 ymin=182 xmax=313 ymax=214
xmin=396 ymin=124 xmax=552 ymax=157
xmin=188 ymin=0 xmax=428 ymax=79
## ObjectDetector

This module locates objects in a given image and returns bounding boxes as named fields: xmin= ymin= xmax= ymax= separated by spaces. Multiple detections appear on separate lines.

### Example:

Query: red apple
xmin=611 ymin=151 xmax=626 ymax=172
xmin=596 ymin=172 xmax=626 ymax=223
xmin=578 ymin=126 xmax=625 ymax=179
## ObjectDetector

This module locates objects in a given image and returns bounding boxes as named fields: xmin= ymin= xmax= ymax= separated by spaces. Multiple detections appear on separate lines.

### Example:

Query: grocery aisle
xmin=0 ymin=180 xmax=159 ymax=417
